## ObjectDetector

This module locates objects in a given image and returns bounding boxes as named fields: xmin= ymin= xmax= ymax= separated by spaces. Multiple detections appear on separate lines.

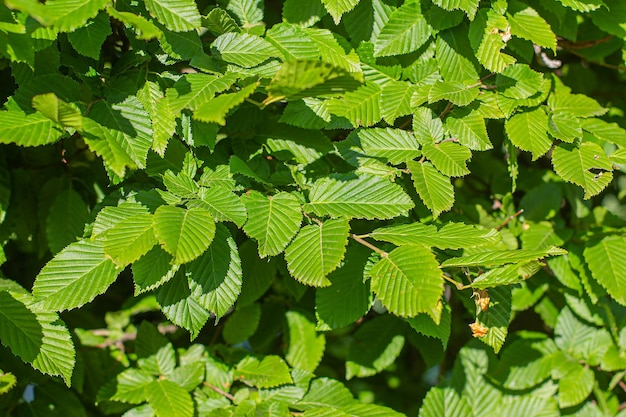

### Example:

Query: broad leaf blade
xmin=408 ymin=160 xmax=454 ymax=218
xmin=583 ymin=236 xmax=626 ymax=305
xmin=144 ymin=0 xmax=201 ymax=32
xmin=286 ymin=311 xmax=325 ymax=372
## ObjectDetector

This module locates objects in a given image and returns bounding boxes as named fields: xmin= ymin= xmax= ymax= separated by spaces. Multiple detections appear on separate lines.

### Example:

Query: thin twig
xmin=92 ymin=324 xmax=178 ymax=349
xmin=439 ymin=102 xmax=453 ymax=119
xmin=351 ymin=234 xmax=388 ymax=257
xmin=496 ymin=209 xmax=524 ymax=231
xmin=443 ymin=274 xmax=466 ymax=290
xmin=203 ymin=382 xmax=235 ymax=401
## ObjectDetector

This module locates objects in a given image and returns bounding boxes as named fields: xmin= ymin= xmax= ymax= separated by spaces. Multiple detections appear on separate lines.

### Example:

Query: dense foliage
xmin=0 ymin=0 xmax=626 ymax=415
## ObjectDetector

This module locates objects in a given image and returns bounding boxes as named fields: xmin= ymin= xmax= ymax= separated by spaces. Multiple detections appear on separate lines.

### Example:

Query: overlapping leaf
xmin=144 ymin=0 xmax=201 ymax=32
xmin=551 ymin=142 xmax=613 ymax=198
xmin=408 ymin=160 xmax=454 ymax=218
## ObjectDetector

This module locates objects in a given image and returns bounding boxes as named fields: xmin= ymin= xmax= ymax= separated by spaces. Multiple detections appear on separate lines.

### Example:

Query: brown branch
xmin=496 ymin=209 xmax=524 ymax=231
xmin=351 ymin=234 xmax=388 ymax=257
xmin=203 ymin=382 xmax=235 ymax=401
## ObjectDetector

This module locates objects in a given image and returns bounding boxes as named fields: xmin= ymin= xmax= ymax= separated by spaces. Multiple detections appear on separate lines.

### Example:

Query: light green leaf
xmin=315 ymin=243 xmax=372 ymax=331
xmin=321 ymin=0 xmax=359 ymax=25
xmin=103 ymin=214 xmax=158 ymax=267
xmin=297 ymin=377 xmax=356 ymax=410
xmin=98 ymin=368 xmax=154 ymax=404
xmin=408 ymin=160 xmax=454 ymax=218
xmin=555 ymin=359 xmax=595 ymax=408
xmin=471 ymin=262 xmax=542 ymax=290
xmin=469 ymin=9 xmax=516 ymax=73
xmin=435 ymin=27 xmax=480 ymax=83
xmin=493 ymin=333 xmax=556 ymax=390
xmin=433 ymin=0 xmax=479 ymax=19
xmin=496 ymin=64 xmax=544 ymax=99
xmin=283 ymin=0 xmax=326 ymax=27
xmin=413 ymin=107 xmax=444 ymax=144
xmin=507 ymin=2 xmax=557 ymax=51
xmin=265 ymin=24 xmax=320 ymax=61
xmin=0 ymin=291 xmax=75 ymax=385
xmin=556 ymin=0 xmax=605 ymax=12
xmin=580 ymin=117 xmax=626 ymax=148
xmin=193 ymin=82 xmax=258 ymax=125
xmin=46 ymin=0 xmax=109 ymax=32
xmin=445 ymin=109 xmax=492 ymax=150
xmin=350 ymin=127 xmax=421 ymax=164
xmin=152 ymin=205 xmax=216 ymax=264
xmin=32 ymin=240 xmax=122 ymax=311
xmin=505 ymin=107 xmax=551 ymax=160
xmin=373 ymin=2 xmax=430 ymax=57
xmin=212 ymin=32 xmax=280 ymax=68
xmin=583 ymin=236 xmax=626 ymax=306
xmin=223 ymin=303 xmax=261 ymax=344
xmin=346 ymin=315 xmax=405 ymax=379
xmin=167 ymin=73 xmax=239 ymax=113
xmin=92 ymin=202 xmax=150 ymax=237
xmin=32 ymin=93 xmax=82 ymax=130
xmin=419 ymin=387 xmax=472 ymax=417
xmin=325 ymin=83 xmax=382 ymax=127
xmin=475 ymin=286 xmax=511 ymax=353
xmin=370 ymin=222 xmax=500 ymax=250
xmin=187 ymin=224 xmax=242 ymax=321
xmin=146 ymin=379 xmax=194 ymax=417
xmin=285 ymin=218 xmax=350 ymax=287
xmin=422 ymin=141 xmax=471 ymax=177
xmin=302 ymin=27 xmax=361 ymax=73
xmin=381 ymin=80 xmax=414 ymax=124
xmin=286 ymin=311 xmax=325 ymax=372
xmin=236 ymin=355 xmax=293 ymax=389
xmin=551 ymin=142 xmax=613 ymax=199
xmin=0 ymin=110 xmax=63 ymax=147
xmin=106 ymin=7 xmax=162 ymax=40
xmin=549 ymin=87 xmax=607 ymax=118
xmin=407 ymin=301 xmax=452 ymax=348
xmin=340 ymin=403 xmax=406 ymax=417
xmin=548 ymin=113 xmax=582 ymax=143
xmin=187 ymin=186 xmax=247 ymax=227
xmin=370 ymin=245 xmax=443 ymax=318
xmin=202 ymin=7 xmax=240 ymax=35
xmin=225 ymin=0 xmax=264 ymax=28
xmin=442 ymin=246 xmax=566 ymax=268
xmin=429 ymin=81 xmax=479 ymax=106
xmin=157 ymin=272 xmax=210 ymax=338
xmin=46 ymin=188 xmax=88 ymax=254
xmin=555 ymin=307 xmax=613 ymax=365
xmin=160 ymin=29 xmax=202 ymax=60
xmin=242 ymin=191 xmax=302 ymax=258
xmin=132 ymin=247 xmax=179 ymax=295
xmin=137 ymin=81 xmax=176 ymax=155
xmin=67 ymin=11 xmax=111 ymax=59
xmin=144 ymin=0 xmax=201 ymax=32
xmin=305 ymin=174 xmax=414 ymax=220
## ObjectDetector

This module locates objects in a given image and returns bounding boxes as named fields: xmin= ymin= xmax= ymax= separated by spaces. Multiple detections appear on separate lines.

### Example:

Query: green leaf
xmin=433 ymin=0 xmax=479 ymax=19
xmin=493 ymin=333 xmax=556 ymax=390
xmin=157 ymin=272 xmax=210 ymax=338
xmin=583 ymin=236 xmax=626 ymax=305
xmin=225 ymin=0 xmax=264 ymax=28
xmin=106 ymin=7 xmax=162 ymax=40
xmin=422 ymin=141 xmax=471 ymax=177
xmin=469 ymin=9 xmax=516 ymax=73
xmin=0 ymin=291 xmax=75 ymax=385
xmin=549 ymin=87 xmax=607 ymax=118
xmin=556 ymin=0 xmax=605 ymax=12
xmin=223 ymin=303 xmax=261 ymax=344
xmin=315 ymin=243 xmax=372 ymax=330
xmin=32 ymin=240 xmax=122 ymax=311
xmin=408 ymin=160 xmax=454 ymax=218
xmin=346 ymin=315 xmax=405 ymax=379
xmin=92 ymin=202 xmax=150 ymax=237
xmin=548 ymin=113 xmax=582 ymax=143
xmin=551 ymin=142 xmax=613 ymax=199
xmin=297 ymin=377 xmax=356 ymax=409
xmin=442 ymin=246 xmax=566 ymax=268
xmin=505 ymin=107 xmax=552 ymax=160
xmin=381 ymin=80 xmax=414 ymax=124
xmin=167 ymin=73 xmax=239 ymax=113
xmin=98 ymin=368 xmax=154 ymax=404
xmin=445 ymin=108 xmax=492 ymax=150
xmin=580 ymin=117 xmax=626 ymax=148
xmin=188 ymin=186 xmax=247 ymax=227
xmin=373 ymin=2 xmax=430 ymax=57
xmin=413 ymin=107 xmax=445 ymax=144
xmin=470 ymin=262 xmax=542 ymax=289
xmin=340 ymin=403 xmax=406 ymax=417
xmin=286 ymin=311 xmax=325 ymax=372
xmin=212 ymin=32 xmax=280 ymax=68
xmin=429 ymin=81 xmax=479 ymax=106
xmin=67 ymin=11 xmax=111 ymax=59
xmin=283 ymin=0 xmax=326 ymax=27
xmin=419 ymin=387 xmax=472 ymax=417
xmin=0 ymin=110 xmax=63 ymax=147
xmin=555 ymin=359 xmax=595 ymax=408
xmin=152 ymin=205 xmax=216 ymax=264
xmin=236 ymin=355 xmax=293 ymax=389
xmin=370 ymin=222 xmax=500 ymax=250
xmin=325 ymin=83 xmax=382 ymax=127
xmin=554 ymin=307 xmax=613 ymax=365
xmin=407 ymin=301 xmax=452 ymax=348
xmin=350 ymin=127 xmax=421 ymax=164
xmin=507 ymin=1 xmax=557 ymax=51
xmin=46 ymin=0 xmax=109 ymax=32
xmin=496 ymin=64 xmax=544 ymax=99
xmin=474 ymin=286 xmax=511 ymax=353
xmin=265 ymin=24 xmax=321 ymax=61
xmin=203 ymin=7 xmax=240 ymax=35
xmin=242 ymin=191 xmax=302 ymax=258
xmin=137 ymin=81 xmax=176 ymax=155
xmin=302 ymin=27 xmax=361 ymax=73
xmin=146 ymin=379 xmax=194 ymax=417
xmin=32 ymin=93 xmax=82 ymax=130
xmin=46 ymin=188 xmax=88 ymax=254
xmin=193 ymin=82 xmax=258 ymax=125
xmin=285 ymin=218 xmax=350 ymax=287
xmin=187 ymin=224 xmax=243 ymax=321
xmin=370 ymin=245 xmax=443 ymax=318
xmin=132 ymin=247 xmax=179 ymax=295
xmin=305 ymin=174 xmax=414 ymax=220
xmin=103 ymin=213 xmax=158 ymax=267
xmin=143 ymin=0 xmax=201 ymax=32
xmin=321 ymin=0 xmax=359 ymax=25
xmin=435 ymin=27 xmax=480 ymax=83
